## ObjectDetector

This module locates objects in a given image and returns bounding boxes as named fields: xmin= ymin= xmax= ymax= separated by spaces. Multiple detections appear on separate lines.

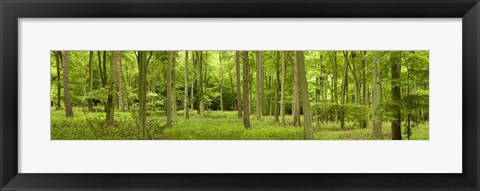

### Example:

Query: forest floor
xmin=51 ymin=107 xmax=429 ymax=140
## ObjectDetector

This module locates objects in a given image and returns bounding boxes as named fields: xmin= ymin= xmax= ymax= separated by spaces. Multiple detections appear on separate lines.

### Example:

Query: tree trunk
xmin=362 ymin=51 xmax=368 ymax=128
xmin=55 ymin=52 xmax=61 ymax=110
xmin=317 ymin=54 xmax=324 ymax=125
xmin=171 ymin=52 xmax=178 ymax=122
xmin=184 ymin=51 xmax=189 ymax=119
xmin=117 ymin=51 xmax=125 ymax=112
xmin=293 ymin=52 xmax=301 ymax=126
xmin=87 ymin=51 xmax=94 ymax=112
xmin=166 ymin=51 xmax=174 ymax=127
xmin=97 ymin=51 xmax=105 ymax=87
xmin=340 ymin=52 xmax=349 ymax=130
xmin=333 ymin=52 xmax=338 ymax=123
xmin=60 ymin=51 xmax=73 ymax=117
xmin=191 ymin=52 xmax=196 ymax=111
xmin=102 ymin=51 xmax=107 ymax=85
xmin=204 ymin=52 xmax=209 ymax=111
xmin=219 ymin=52 xmax=224 ymax=112
xmin=138 ymin=51 xmax=148 ymax=137
xmin=235 ymin=51 xmax=242 ymax=118
xmin=274 ymin=51 xmax=280 ymax=123
xmin=125 ymin=64 xmax=131 ymax=111
xmin=242 ymin=51 xmax=251 ymax=129
xmin=255 ymin=51 xmax=262 ymax=120
xmin=391 ymin=52 xmax=402 ymax=140
xmin=106 ymin=51 xmax=118 ymax=127
xmin=197 ymin=52 xmax=204 ymax=117
xmin=296 ymin=51 xmax=314 ymax=140
xmin=280 ymin=51 xmax=287 ymax=125
xmin=260 ymin=53 xmax=265 ymax=116
xmin=372 ymin=52 xmax=383 ymax=139
xmin=349 ymin=52 xmax=361 ymax=104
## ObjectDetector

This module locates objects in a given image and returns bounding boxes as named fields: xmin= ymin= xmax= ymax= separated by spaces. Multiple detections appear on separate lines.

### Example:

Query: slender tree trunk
xmin=242 ymin=51 xmax=251 ymax=129
xmin=197 ymin=52 xmax=204 ymax=117
xmin=362 ymin=51 xmax=368 ymax=128
xmin=317 ymin=54 xmax=324 ymax=125
xmin=55 ymin=52 xmax=62 ymax=110
xmin=333 ymin=52 xmax=338 ymax=123
xmin=87 ymin=51 xmax=94 ymax=112
xmin=102 ymin=51 xmax=107 ymax=85
xmin=293 ymin=52 xmax=301 ymax=126
xmin=166 ymin=51 xmax=174 ymax=127
xmin=106 ymin=51 xmax=118 ymax=127
xmin=340 ymin=52 xmax=349 ymax=130
xmin=97 ymin=51 xmax=105 ymax=87
xmin=138 ymin=51 xmax=148 ymax=137
xmin=61 ymin=51 xmax=73 ymax=117
xmin=296 ymin=51 xmax=314 ymax=140
xmin=280 ymin=51 xmax=287 ymax=125
xmin=235 ymin=51 xmax=242 ymax=118
xmin=406 ymin=59 xmax=412 ymax=140
xmin=219 ymin=52 xmax=224 ymax=112
xmin=372 ymin=52 xmax=383 ymax=139
xmin=191 ymin=52 xmax=196 ymax=111
xmin=349 ymin=52 xmax=361 ymax=104
xmin=274 ymin=51 xmax=280 ymax=123
xmin=259 ymin=52 xmax=265 ymax=116
xmin=184 ymin=51 xmax=189 ymax=119
xmin=117 ymin=51 xmax=125 ymax=112
xmin=124 ymin=65 xmax=132 ymax=111
xmin=391 ymin=52 xmax=402 ymax=140
xmin=171 ymin=52 xmax=178 ymax=122
xmin=204 ymin=52 xmax=209 ymax=111
xmin=255 ymin=51 xmax=262 ymax=120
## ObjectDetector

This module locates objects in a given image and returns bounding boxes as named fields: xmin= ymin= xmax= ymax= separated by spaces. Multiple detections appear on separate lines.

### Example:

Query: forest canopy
xmin=51 ymin=51 xmax=429 ymax=140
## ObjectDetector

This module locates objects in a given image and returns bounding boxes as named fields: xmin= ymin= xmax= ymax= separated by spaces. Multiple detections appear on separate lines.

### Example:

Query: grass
xmin=51 ymin=107 xmax=429 ymax=140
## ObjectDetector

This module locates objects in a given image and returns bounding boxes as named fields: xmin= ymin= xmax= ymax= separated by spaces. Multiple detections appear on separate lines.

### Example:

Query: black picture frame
xmin=1 ymin=0 xmax=479 ymax=190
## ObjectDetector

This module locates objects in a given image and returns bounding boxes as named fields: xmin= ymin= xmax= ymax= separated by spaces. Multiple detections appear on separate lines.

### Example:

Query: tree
xmin=242 ymin=51 xmax=251 ymax=129
xmin=197 ymin=51 xmax=205 ymax=117
xmin=391 ymin=51 xmax=402 ymax=140
xmin=340 ymin=51 xmax=349 ymax=130
xmin=106 ymin=51 xmax=118 ymax=126
xmin=87 ymin=51 xmax=94 ymax=112
xmin=60 ymin=51 xmax=73 ymax=117
xmin=280 ymin=51 xmax=287 ymax=125
xmin=361 ymin=51 xmax=368 ymax=128
xmin=171 ymin=52 xmax=178 ymax=122
xmin=274 ymin=51 xmax=280 ymax=123
xmin=117 ymin=51 xmax=126 ymax=112
xmin=372 ymin=52 xmax=383 ymax=139
xmin=219 ymin=52 xmax=224 ymax=112
xmin=138 ymin=51 xmax=148 ymax=137
xmin=292 ymin=57 xmax=301 ymax=126
xmin=255 ymin=51 xmax=263 ymax=120
xmin=54 ymin=51 xmax=61 ymax=110
xmin=235 ymin=51 xmax=242 ymax=118
xmin=102 ymin=51 xmax=108 ymax=85
xmin=191 ymin=52 xmax=196 ymax=110
xmin=333 ymin=52 xmax=338 ymax=123
xmin=184 ymin=51 xmax=189 ymax=119
xmin=166 ymin=51 xmax=174 ymax=127
xmin=97 ymin=51 xmax=106 ymax=87
xmin=296 ymin=51 xmax=314 ymax=140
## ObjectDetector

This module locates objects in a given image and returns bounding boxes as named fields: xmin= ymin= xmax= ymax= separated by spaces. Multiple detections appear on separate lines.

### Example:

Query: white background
xmin=18 ymin=19 xmax=462 ymax=173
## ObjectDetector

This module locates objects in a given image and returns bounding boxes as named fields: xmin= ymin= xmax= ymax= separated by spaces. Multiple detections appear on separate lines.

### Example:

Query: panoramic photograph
xmin=51 ymin=51 xmax=429 ymax=140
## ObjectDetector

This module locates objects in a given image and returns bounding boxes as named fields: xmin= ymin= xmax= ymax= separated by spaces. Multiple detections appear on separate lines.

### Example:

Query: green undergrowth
xmin=51 ymin=108 xmax=429 ymax=140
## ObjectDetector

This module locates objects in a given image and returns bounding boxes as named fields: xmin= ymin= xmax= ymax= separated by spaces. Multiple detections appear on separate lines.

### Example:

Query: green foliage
xmin=51 ymin=50 xmax=429 ymax=140
xmin=52 ymin=109 xmax=428 ymax=140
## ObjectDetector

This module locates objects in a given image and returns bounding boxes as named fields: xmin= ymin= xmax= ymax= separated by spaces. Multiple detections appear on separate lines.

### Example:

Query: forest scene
xmin=51 ymin=50 xmax=429 ymax=140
